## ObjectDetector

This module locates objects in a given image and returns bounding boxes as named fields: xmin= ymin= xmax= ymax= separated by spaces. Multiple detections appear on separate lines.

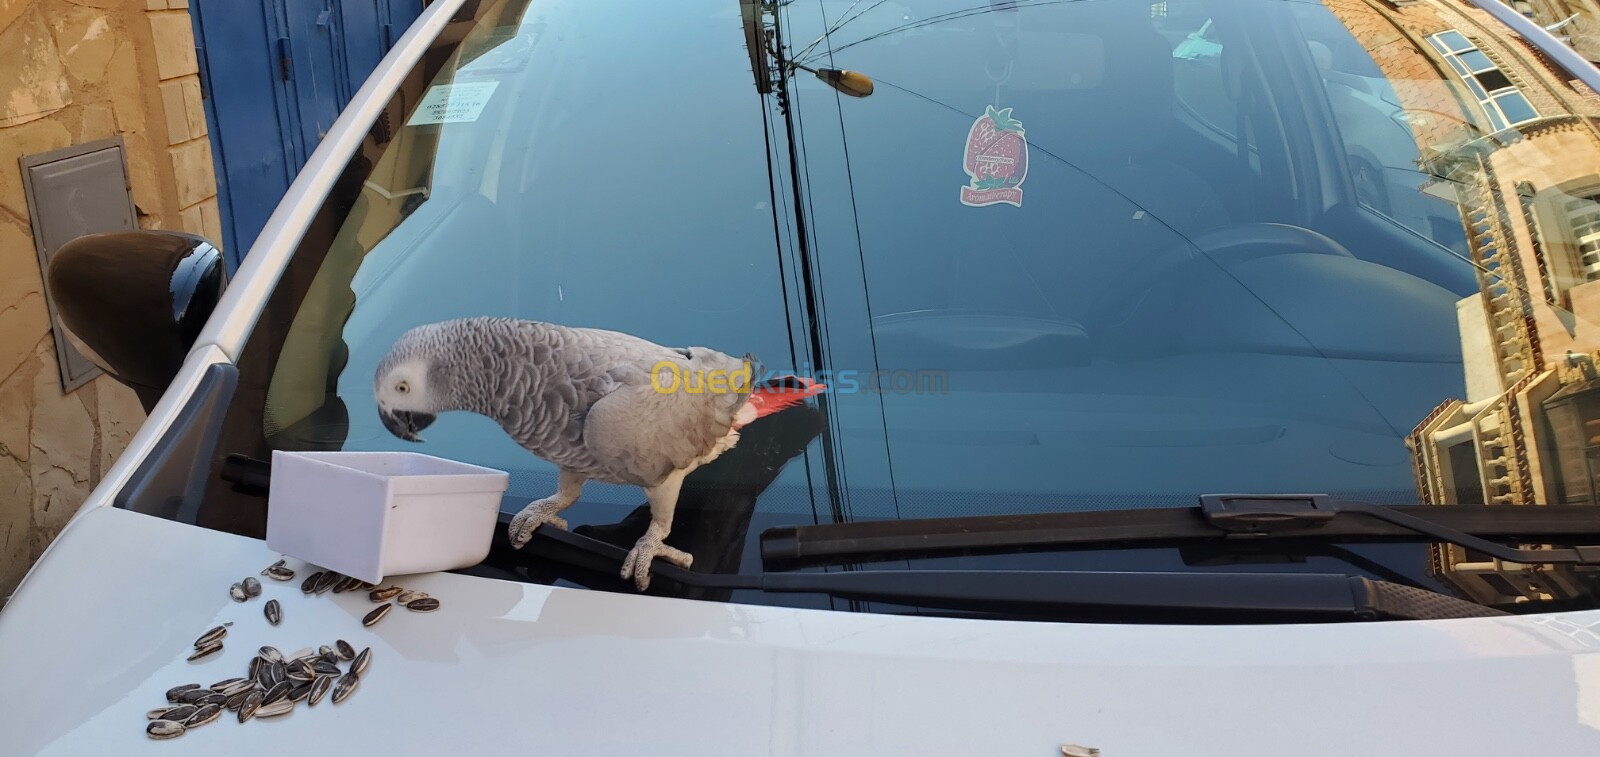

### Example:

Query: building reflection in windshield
xmin=1331 ymin=0 xmax=1600 ymax=603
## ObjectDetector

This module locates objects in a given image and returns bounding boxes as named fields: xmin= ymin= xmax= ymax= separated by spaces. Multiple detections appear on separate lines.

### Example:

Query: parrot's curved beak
xmin=379 ymin=408 xmax=435 ymax=442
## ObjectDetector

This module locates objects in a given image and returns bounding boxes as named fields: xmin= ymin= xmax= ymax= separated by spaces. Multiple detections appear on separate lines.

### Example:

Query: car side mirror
xmin=44 ymin=230 xmax=228 ymax=413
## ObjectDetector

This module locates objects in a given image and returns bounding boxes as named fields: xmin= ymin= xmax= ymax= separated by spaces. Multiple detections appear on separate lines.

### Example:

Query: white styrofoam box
xmin=265 ymin=451 xmax=510 ymax=584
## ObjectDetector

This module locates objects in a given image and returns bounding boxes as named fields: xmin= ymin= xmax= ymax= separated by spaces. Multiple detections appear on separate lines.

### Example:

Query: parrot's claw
xmin=507 ymin=499 xmax=572 ymax=549
xmin=620 ymin=530 xmax=692 ymax=591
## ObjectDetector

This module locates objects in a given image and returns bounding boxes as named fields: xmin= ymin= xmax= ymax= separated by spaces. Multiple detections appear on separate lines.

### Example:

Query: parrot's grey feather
xmin=381 ymin=317 xmax=756 ymax=486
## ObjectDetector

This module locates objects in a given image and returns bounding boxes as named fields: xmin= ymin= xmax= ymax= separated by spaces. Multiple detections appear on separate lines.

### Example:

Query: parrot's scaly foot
xmin=620 ymin=529 xmax=692 ymax=591
xmin=508 ymin=499 xmax=572 ymax=549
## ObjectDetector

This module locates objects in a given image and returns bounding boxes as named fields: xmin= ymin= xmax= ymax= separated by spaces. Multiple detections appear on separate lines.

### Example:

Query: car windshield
xmin=197 ymin=0 xmax=1600 ymax=612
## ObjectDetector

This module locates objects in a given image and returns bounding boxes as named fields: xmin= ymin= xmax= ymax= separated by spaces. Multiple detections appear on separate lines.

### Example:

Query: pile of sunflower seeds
xmin=146 ymin=636 xmax=372 ymax=740
xmin=145 ymin=559 xmax=443 ymax=740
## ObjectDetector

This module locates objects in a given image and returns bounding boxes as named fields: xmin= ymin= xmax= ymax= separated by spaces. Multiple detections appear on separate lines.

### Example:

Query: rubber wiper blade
xmin=497 ymin=521 xmax=1505 ymax=621
xmin=760 ymin=494 xmax=1600 ymax=567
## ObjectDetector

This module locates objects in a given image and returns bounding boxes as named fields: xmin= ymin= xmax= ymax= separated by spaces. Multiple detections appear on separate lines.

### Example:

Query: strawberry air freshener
xmin=959 ymin=105 xmax=1029 ymax=208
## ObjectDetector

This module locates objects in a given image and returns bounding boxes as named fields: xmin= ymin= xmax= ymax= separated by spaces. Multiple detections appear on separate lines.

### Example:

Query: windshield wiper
xmin=760 ymin=494 xmax=1600 ymax=567
xmin=491 ymin=514 xmax=1506 ymax=622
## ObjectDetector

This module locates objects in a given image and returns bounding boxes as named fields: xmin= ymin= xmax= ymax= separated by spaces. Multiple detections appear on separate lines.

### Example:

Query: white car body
xmin=4 ymin=1 xmax=1600 ymax=754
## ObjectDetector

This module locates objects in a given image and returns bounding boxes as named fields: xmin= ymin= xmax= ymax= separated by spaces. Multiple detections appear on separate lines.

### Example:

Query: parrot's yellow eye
xmin=396 ymin=381 xmax=410 ymax=394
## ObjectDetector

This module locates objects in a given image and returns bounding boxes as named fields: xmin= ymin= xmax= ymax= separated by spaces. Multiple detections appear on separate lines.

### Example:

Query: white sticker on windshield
xmin=406 ymin=81 xmax=501 ymax=125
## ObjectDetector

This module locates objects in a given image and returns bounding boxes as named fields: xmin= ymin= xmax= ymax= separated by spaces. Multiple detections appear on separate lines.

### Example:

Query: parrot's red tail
xmin=735 ymin=375 xmax=826 ymax=429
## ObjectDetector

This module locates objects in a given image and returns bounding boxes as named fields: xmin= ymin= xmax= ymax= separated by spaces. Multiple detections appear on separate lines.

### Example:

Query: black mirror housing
xmin=44 ymin=230 xmax=228 ymax=412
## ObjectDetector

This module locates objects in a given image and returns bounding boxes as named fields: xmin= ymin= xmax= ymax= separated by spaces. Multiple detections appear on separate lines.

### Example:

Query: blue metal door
xmin=191 ymin=0 xmax=427 ymax=270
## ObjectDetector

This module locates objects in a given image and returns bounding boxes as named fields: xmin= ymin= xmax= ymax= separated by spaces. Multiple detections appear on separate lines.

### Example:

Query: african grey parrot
xmin=373 ymin=316 xmax=823 ymax=590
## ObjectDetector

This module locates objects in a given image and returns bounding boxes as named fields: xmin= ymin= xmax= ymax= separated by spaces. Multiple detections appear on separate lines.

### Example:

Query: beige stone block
xmin=0 ymin=347 xmax=36 ymax=464
xmin=122 ymin=131 xmax=164 ymax=220
xmin=159 ymin=79 xmax=189 ymax=144
xmin=147 ymin=12 xmax=197 ymax=80
xmin=0 ymin=110 xmax=72 ymax=219
xmin=78 ymin=102 xmax=113 ymax=141
xmin=95 ymin=377 xmax=143 ymax=475
xmin=144 ymin=0 xmax=165 ymax=9
xmin=29 ymin=340 xmax=93 ymax=545
xmin=0 ymin=221 xmax=50 ymax=387
xmin=0 ymin=9 xmax=72 ymax=127
xmin=62 ymin=0 xmax=128 ymax=8
xmin=0 ymin=452 xmax=34 ymax=602
xmin=166 ymin=0 xmax=187 ymax=9
xmin=105 ymin=42 xmax=146 ymax=135
xmin=50 ymin=6 xmax=115 ymax=84
xmin=199 ymin=196 xmax=221 ymax=246
xmin=0 ymin=0 xmax=28 ymax=36
xmin=169 ymin=139 xmax=215 ymax=207
xmin=179 ymin=202 xmax=202 ymax=236
xmin=0 ymin=218 xmax=42 ymax=318
xmin=181 ymin=76 xmax=205 ymax=138
xmin=29 ymin=465 xmax=85 ymax=560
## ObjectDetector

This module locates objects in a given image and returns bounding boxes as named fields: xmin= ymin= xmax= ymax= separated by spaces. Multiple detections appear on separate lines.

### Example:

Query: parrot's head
xmin=374 ymin=324 xmax=451 ymax=443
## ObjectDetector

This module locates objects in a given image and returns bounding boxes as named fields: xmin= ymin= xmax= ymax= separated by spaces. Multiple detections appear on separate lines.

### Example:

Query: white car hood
xmin=4 ymin=506 xmax=1600 ymax=756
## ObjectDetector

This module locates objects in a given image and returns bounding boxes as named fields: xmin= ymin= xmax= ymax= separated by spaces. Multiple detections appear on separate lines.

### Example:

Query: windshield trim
xmin=1462 ymin=0 xmax=1600 ymax=96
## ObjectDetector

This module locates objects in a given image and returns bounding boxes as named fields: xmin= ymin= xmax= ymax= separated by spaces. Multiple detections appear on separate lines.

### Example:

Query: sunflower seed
xmin=256 ymin=698 xmax=295 ymax=718
xmin=335 ymin=639 xmax=355 ymax=660
xmin=209 ymin=677 xmax=247 ymax=692
xmin=147 ymin=720 xmax=185 ymax=740
xmin=185 ymin=704 xmax=222 ymax=728
xmin=267 ymin=661 xmax=287 ymax=688
xmin=261 ymin=559 xmax=286 ymax=575
xmin=262 ymin=680 xmax=292 ymax=705
xmin=315 ymin=571 xmax=340 ymax=594
xmin=289 ymin=681 xmax=313 ymax=702
xmin=406 ymin=597 xmax=441 ymax=613
xmin=318 ymin=644 xmax=335 ymax=658
xmin=147 ymin=707 xmax=175 ymax=720
xmin=237 ymin=690 xmax=264 ymax=722
xmin=229 ymin=582 xmax=247 ymax=602
xmin=287 ymin=659 xmax=315 ymax=682
xmin=176 ymin=688 xmax=209 ymax=704
xmin=331 ymin=672 xmax=359 ymax=704
xmin=193 ymin=692 xmax=227 ymax=707
xmin=306 ymin=674 xmax=333 ymax=706
xmin=332 ymin=576 xmax=362 ymax=594
xmin=247 ymin=656 xmax=264 ymax=684
xmin=242 ymin=576 xmax=262 ymax=598
xmin=165 ymin=683 xmax=200 ymax=702
xmin=312 ymin=660 xmax=341 ymax=676
xmin=225 ymin=688 xmax=253 ymax=710
xmin=220 ymin=678 xmax=254 ymax=697
xmin=157 ymin=704 xmax=196 ymax=722
xmin=265 ymin=565 xmax=296 ymax=581
xmin=351 ymin=647 xmax=371 ymax=676
xmin=302 ymin=571 xmax=324 ymax=593
xmin=258 ymin=645 xmax=284 ymax=664
xmin=368 ymin=586 xmax=403 ymax=602
xmin=361 ymin=603 xmax=391 ymax=627
xmin=193 ymin=625 xmax=228 ymax=648
xmin=187 ymin=641 xmax=223 ymax=662
xmin=397 ymin=590 xmax=429 ymax=604
xmin=264 ymin=599 xmax=282 ymax=625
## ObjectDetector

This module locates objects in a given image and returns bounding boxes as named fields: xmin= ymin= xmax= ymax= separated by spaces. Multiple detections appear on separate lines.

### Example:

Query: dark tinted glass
xmin=186 ymin=0 xmax=1600 ymax=613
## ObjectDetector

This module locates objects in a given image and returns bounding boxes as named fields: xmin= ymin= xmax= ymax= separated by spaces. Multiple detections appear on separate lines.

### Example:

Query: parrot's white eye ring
xmin=396 ymin=381 xmax=410 ymax=394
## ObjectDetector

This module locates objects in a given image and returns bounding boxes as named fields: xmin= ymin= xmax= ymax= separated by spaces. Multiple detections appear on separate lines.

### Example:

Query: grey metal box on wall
xmin=20 ymin=136 xmax=140 ymax=393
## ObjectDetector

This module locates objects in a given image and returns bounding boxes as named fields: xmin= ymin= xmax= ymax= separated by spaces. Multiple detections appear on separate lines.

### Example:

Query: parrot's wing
xmin=580 ymin=373 xmax=746 ymax=486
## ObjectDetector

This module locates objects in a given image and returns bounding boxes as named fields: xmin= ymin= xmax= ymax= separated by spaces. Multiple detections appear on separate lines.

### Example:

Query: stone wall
xmin=0 ymin=0 xmax=217 ymax=602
